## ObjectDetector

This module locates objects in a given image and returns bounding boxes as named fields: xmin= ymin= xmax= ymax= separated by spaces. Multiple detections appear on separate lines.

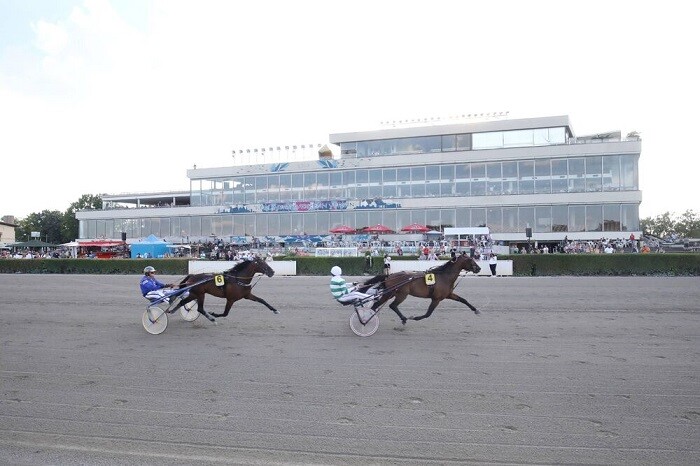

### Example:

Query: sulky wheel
xmin=142 ymin=306 xmax=168 ymax=335
xmin=349 ymin=309 xmax=380 ymax=337
xmin=179 ymin=300 xmax=199 ymax=322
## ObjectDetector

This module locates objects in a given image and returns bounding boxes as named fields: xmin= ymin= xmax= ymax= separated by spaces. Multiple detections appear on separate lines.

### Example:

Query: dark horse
xmin=361 ymin=254 xmax=482 ymax=325
xmin=170 ymin=256 xmax=279 ymax=323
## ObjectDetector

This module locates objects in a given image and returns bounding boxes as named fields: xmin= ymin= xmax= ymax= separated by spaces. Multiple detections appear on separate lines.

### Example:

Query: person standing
xmin=363 ymin=250 xmax=373 ymax=274
xmin=383 ymin=253 xmax=391 ymax=276
xmin=488 ymin=253 xmax=498 ymax=277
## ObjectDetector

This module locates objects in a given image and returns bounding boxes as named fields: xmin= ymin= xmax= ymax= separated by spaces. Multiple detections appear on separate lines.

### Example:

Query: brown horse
xmin=362 ymin=254 xmax=482 ymax=325
xmin=170 ymin=256 xmax=278 ymax=323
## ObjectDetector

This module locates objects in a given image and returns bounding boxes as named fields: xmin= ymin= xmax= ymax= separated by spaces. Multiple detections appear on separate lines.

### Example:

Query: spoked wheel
xmin=142 ymin=306 xmax=168 ymax=335
xmin=349 ymin=309 xmax=380 ymax=337
xmin=179 ymin=300 xmax=199 ymax=322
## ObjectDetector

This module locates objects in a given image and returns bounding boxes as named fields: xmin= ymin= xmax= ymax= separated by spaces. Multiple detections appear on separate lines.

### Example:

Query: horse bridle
xmin=222 ymin=260 xmax=270 ymax=288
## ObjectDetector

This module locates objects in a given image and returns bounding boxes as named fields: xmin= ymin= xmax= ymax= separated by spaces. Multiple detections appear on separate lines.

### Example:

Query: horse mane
xmin=427 ymin=256 xmax=467 ymax=274
xmin=224 ymin=258 xmax=254 ymax=275
xmin=363 ymin=274 xmax=387 ymax=287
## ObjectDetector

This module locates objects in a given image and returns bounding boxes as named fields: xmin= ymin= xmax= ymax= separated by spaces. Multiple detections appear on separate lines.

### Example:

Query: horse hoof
xmin=272 ymin=310 xmax=279 ymax=314
xmin=474 ymin=310 xmax=481 ymax=315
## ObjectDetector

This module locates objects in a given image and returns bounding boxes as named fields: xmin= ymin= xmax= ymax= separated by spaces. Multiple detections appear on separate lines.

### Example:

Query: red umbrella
xmin=330 ymin=225 xmax=355 ymax=234
xmin=401 ymin=223 xmax=430 ymax=233
xmin=364 ymin=224 xmax=393 ymax=234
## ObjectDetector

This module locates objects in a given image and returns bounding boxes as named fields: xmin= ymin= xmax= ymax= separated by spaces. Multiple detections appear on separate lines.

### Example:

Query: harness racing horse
xmin=362 ymin=254 xmax=482 ymax=325
xmin=170 ymin=256 xmax=279 ymax=323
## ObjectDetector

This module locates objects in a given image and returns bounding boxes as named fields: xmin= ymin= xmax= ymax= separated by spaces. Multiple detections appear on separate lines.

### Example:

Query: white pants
xmin=145 ymin=289 xmax=188 ymax=303
xmin=337 ymin=291 xmax=372 ymax=304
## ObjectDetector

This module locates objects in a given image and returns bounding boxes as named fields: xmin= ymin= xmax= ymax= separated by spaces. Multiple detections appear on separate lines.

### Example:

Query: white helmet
xmin=331 ymin=266 xmax=342 ymax=276
xmin=143 ymin=266 xmax=156 ymax=274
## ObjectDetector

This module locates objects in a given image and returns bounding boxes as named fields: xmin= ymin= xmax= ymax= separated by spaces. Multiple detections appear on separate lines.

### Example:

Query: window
xmin=518 ymin=160 xmax=534 ymax=194
xmin=473 ymin=131 xmax=503 ymax=149
xmin=568 ymin=158 xmax=585 ymax=193
xmin=535 ymin=206 xmax=552 ymax=233
xmin=603 ymin=204 xmax=621 ymax=231
xmin=552 ymin=205 xmax=568 ymax=232
xmin=411 ymin=166 xmax=425 ymax=197
xmin=502 ymin=207 xmax=518 ymax=233
xmin=470 ymin=163 xmax=486 ymax=196
xmin=585 ymin=205 xmax=603 ymax=231
xmin=551 ymin=159 xmax=568 ymax=193
xmin=487 ymin=162 xmax=502 ymax=195
xmin=425 ymin=166 xmax=440 ymax=196
xmin=603 ymin=156 xmax=620 ymax=191
xmin=471 ymin=208 xmax=486 ymax=228
xmin=456 ymin=133 xmax=471 ymax=150
xmin=518 ymin=207 xmax=535 ymax=234
xmin=442 ymin=135 xmax=456 ymax=152
xmin=440 ymin=165 xmax=455 ymax=196
xmin=620 ymin=154 xmax=638 ymax=190
xmin=585 ymin=156 xmax=602 ymax=192
xmin=569 ymin=205 xmax=585 ymax=232
xmin=455 ymin=164 xmax=470 ymax=195
xmin=502 ymin=161 xmax=518 ymax=195
xmin=487 ymin=207 xmax=502 ymax=232
xmin=534 ymin=159 xmax=551 ymax=194
xmin=621 ymin=204 xmax=639 ymax=231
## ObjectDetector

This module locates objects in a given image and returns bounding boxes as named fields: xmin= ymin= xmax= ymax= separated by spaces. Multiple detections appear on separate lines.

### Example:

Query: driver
xmin=140 ymin=266 xmax=187 ymax=303
xmin=329 ymin=266 xmax=373 ymax=304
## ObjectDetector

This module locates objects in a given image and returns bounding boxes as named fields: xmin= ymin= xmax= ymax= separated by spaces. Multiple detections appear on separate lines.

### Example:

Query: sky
xmin=1 ymin=0 xmax=698 ymax=221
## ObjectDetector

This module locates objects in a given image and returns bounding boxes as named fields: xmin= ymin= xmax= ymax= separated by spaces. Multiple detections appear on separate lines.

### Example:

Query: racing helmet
xmin=143 ymin=265 xmax=156 ymax=274
xmin=331 ymin=266 xmax=342 ymax=276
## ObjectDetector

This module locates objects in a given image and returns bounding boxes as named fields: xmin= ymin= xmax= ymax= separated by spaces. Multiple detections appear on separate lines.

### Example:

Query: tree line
xmin=14 ymin=195 xmax=102 ymax=245
xmin=639 ymin=210 xmax=700 ymax=239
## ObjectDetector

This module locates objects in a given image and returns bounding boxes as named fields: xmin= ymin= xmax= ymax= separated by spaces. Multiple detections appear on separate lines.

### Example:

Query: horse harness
xmin=214 ymin=272 xmax=259 ymax=289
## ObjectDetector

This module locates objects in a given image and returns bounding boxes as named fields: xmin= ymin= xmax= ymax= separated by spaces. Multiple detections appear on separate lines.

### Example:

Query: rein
xmin=222 ymin=264 xmax=269 ymax=288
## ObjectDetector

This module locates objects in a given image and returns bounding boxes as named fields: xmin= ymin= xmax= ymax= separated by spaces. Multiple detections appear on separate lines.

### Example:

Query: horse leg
xmin=387 ymin=292 xmax=410 ymax=325
xmin=244 ymin=294 xmax=280 ymax=314
xmin=411 ymin=298 xmax=440 ymax=321
xmin=211 ymin=297 xmax=238 ymax=318
xmin=196 ymin=295 xmax=217 ymax=322
xmin=447 ymin=292 xmax=481 ymax=315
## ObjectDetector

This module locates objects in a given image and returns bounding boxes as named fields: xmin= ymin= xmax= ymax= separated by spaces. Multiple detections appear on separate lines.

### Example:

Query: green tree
xmin=640 ymin=211 xmax=675 ymax=238
xmin=17 ymin=210 xmax=66 ymax=244
xmin=62 ymin=194 xmax=103 ymax=241
xmin=675 ymin=210 xmax=700 ymax=238
xmin=640 ymin=210 xmax=700 ymax=239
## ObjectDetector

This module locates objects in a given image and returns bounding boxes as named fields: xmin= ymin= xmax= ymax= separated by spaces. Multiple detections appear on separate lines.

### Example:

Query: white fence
xmin=388 ymin=259 xmax=512 ymax=276
xmin=188 ymin=260 xmax=297 ymax=276
xmin=188 ymin=259 xmax=511 ymax=277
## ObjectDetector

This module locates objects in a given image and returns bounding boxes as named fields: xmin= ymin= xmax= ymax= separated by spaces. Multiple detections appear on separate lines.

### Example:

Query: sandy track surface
xmin=1 ymin=274 xmax=698 ymax=465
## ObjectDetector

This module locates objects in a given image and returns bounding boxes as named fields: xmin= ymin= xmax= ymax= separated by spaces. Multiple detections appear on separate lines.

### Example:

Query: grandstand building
xmin=77 ymin=114 xmax=642 ymax=247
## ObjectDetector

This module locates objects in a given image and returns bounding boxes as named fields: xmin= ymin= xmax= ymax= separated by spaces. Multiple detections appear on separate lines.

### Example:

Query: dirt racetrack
xmin=1 ymin=274 xmax=698 ymax=465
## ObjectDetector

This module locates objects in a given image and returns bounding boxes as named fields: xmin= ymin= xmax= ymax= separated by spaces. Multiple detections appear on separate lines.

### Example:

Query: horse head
xmin=252 ymin=255 xmax=275 ymax=277
xmin=457 ymin=254 xmax=481 ymax=274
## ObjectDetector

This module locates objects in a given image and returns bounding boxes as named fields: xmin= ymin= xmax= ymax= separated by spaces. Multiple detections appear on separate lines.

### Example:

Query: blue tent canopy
xmin=130 ymin=234 xmax=171 ymax=259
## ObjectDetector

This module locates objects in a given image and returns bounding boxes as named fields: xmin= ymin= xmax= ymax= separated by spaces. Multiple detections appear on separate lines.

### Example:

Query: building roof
xmin=329 ymin=115 xmax=573 ymax=144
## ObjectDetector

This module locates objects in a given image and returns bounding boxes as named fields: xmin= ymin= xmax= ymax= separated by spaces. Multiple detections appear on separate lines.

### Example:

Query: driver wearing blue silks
xmin=329 ymin=266 xmax=373 ymax=304
xmin=140 ymin=266 xmax=188 ymax=304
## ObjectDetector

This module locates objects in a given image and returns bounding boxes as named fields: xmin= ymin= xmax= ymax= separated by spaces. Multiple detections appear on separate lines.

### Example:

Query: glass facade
xmin=82 ymin=118 xmax=641 ymax=242
xmin=189 ymin=154 xmax=638 ymax=206
xmin=81 ymin=203 xmax=640 ymax=240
